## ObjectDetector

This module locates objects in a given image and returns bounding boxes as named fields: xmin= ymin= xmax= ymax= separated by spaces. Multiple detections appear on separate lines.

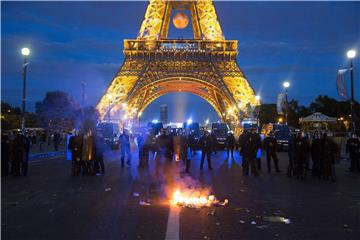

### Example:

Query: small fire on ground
xmin=171 ymin=189 xmax=228 ymax=208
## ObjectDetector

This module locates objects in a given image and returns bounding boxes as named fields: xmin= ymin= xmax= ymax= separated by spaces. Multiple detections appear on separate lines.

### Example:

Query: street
xmin=2 ymin=149 xmax=360 ymax=240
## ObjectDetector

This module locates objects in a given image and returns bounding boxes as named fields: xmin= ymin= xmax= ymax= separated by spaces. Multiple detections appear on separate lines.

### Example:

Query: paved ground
xmin=2 ymin=149 xmax=360 ymax=240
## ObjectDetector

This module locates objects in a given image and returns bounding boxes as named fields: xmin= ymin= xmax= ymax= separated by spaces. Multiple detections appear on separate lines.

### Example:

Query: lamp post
xmin=107 ymin=94 xmax=113 ymax=122
xmin=283 ymin=81 xmax=290 ymax=125
xmin=21 ymin=47 xmax=30 ymax=134
xmin=347 ymin=49 xmax=357 ymax=133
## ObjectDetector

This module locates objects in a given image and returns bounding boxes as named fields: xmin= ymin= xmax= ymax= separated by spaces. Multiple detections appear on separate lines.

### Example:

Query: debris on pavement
xmin=216 ymin=222 xmax=220 ymax=226
xmin=251 ymin=221 xmax=257 ymax=225
xmin=207 ymin=209 xmax=216 ymax=216
xmin=49 ymin=209 xmax=54 ymax=213
xmin=264 ymin=216 xmax=291 ymax=224
xmin=139 ymin=200 xmax=151 ymax=206
xmin=256 ymin=225 xmax=268 ymax=229
xmin=343 ymin=224 xmax=349 ymax=228
xmin=239 ymin=220 xmax=245 ymax=224
xmin=105 ymin=188 xmax=112 ymax=192
xmin=133 ymin=192 xmax=140 ymax=197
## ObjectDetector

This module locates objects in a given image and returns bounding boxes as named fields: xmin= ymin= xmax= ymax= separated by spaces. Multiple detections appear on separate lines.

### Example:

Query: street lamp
xmin=283 ymin=81 xmax=290 ymax=125
xmin=347 ymin=49 xmax=357 ymax=133
xmin=21 ymin=47 xmax=30 ymax=134
xmin=107 ymin=94 xmax=113 ymax=122
xmin=255 ymin=95 xmax=260 ymax=101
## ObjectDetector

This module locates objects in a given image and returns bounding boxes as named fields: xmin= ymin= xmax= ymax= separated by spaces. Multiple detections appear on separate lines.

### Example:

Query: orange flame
xmin=170 ymin=188 xmax=228 ymax=208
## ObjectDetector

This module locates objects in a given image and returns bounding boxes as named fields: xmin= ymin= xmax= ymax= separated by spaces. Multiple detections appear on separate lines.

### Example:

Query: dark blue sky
xmin=2 ymin=1 xmax=360 ymax=123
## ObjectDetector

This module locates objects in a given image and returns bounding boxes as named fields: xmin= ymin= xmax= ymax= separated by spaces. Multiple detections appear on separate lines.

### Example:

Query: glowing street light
xmin=283 ymin=81 xmax=290 ymax=125
xmin=283 ymin=81 xmax=290 ymax=88
xmin=187 ymin=118 xmax=193 ymax=125
xmin=205 ymin=119 xmax=210 ymax=125
xmin=255 ymin=95 xmax=261 ymax=101
xmin=21 ymin=47 xmax=30 ymax=133
xmin=347 ymin=49 xmax=357 ymax=133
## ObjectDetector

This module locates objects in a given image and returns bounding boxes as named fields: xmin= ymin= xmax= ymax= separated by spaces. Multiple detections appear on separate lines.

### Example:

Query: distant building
xmin=160 ymin=104 xmax=168 ymax=124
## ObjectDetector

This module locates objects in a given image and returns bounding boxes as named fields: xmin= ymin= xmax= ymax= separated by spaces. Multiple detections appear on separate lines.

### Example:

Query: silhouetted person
xmin=242 ymin=127 xmax=261 ymax=176
xmin=188 ymin=132 xmax=197 ymax=155
xmin=11 ymin=134 xmax=26 ymax=176
xmin=287 ymin=134 xmax=296 ymax=177
xmin=311 ymin=131 xmax=322 ymax=176
xmin=200 ymin=131 xmax=213 ymax=170
xmin=54 ymin=131 xmax=60 ymax=151
xmin=39 ymin=132 xmax=46 ymax=151
xmin=226 ymin=132 xmax=235 ymax=159
xmin=22 ymin=135 xmax=31 ymax=176
xmin=346 ymin=133 xmax=360 ymax=172
xmin=1 ymin=133 xmax=11 ymax=177
xmin=238 ymin=131 xmax=247 ymax=168
xmin=119 ymin=129 xmax=131 ymax=167
xmin=94 ymin=133 xmax=106 ymax=174
xmin=68 ymin=133 xmax=83 ymax=176
xmin=294 ymin=132 xmax=309 ymax=179
xmin=321 ymin=133 xmax=338 ymax=182
xmin=263 ymin=131 xmax=280 ymax=173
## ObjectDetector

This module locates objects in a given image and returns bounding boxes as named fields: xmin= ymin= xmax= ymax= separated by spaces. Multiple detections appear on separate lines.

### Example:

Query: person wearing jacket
xmin=200 ymin=131 xmax=213 ymax=170
xmin=346 ymin=133 xmax=360 ymax=172
xmin=263 ymin=131 xmax=280 ymax=173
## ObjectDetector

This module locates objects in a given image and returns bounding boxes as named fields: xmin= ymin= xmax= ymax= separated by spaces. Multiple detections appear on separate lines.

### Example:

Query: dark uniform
xmin=238 ymin=132 xmax=247 ymax=168
xmin=68 ymin=134 xmax=83 ymax=176
xmin=287 ymin=134 xmax=296 ymax=177
xmin=242 ymin=130 xmax=261 ymax=176
xmin=200 ymin=132 xmax=213 ymax=170
xmin=294 ymin=133 xmax=309 ymax=179
xmin=1 ymin=134 xmax=11 ymax=177
xmin=321 ymin=133 xmax=338 ymax=182
xmin=311 ymin=134 xmax=322 ymax=176
xmin=226 ymin=133 xmax=236 ymax=159
xmin=23 ymin=136 xmax=31 ymax=176
xmin=119 ymin=131 xmax=131 ymax=167
xmin=94 ymin=135 xmax=106 ymax=173
xmin=346 ymin=136 xmax=360 ymax=172
xmin=11 ymin=134 xmax=26 ymax=176
xmin=263 ymin=134 xmax=280 ymax=173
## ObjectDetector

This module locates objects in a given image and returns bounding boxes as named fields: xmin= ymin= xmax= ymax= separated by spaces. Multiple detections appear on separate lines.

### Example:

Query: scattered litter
xmin=274 ymin=233 xmax=280 ymax=238
xmin=207 ymin=209 xmax=216 ymax=216
xmin=133 ymin=192 xmax=140 ymax=197
xmin=256 ymin=225 xmax=268 ymax=229
xmin=49 ymin=209 xmax=54 ymax=213
xmin=52 ymin=194 xmax=57 ymax=197
xmin=105 ymin=188 xmax=112 ymax=192
xmin=245 ymin=208 xmax=250 ymax=213
xmin=216 ymin=222 xmax=220 ymax=226
xmin=251 ymin=221 xmax=257 ymax=225
xmin=239 ymin=220 xmax=245 ymax=224
xmin=203 ymin=236 xmax=208 ymax=239
xmin=256 ymin=215 xmax=261 ymax=219
xmin=217 ymin=199 xmax=229 ymax=206
xmin=343 ymin=224 xmax=349 ymax=228
xmin=264 ymin=216 xmax=291 ymax=224
xmin=240 ymin=189 xmax=246 ymax=193
xmin=234 ymin=207 xmax=242 ymax=211
xmin=139 ymin=200 xmax=151 ymax=206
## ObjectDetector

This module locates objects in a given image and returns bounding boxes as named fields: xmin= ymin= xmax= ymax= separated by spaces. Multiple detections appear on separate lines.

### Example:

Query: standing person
xmin=211 ymin=132 xmax=217 ymax=154
xmin=238 ymin=130 xmax=247 ymax=168
xmin=311 ymin=131 xmax=322 ymax=176
xmin=136 ymin=132 xmax=146 ymax=168
xmin=242 ymin=127 xmax=261 ymax=176
xmin=68 ymin=132 xmax=83 ymax=176
xmin=39 ymin=131 xmax=46 ymax=151
xmin=346 ymin=133 xmax=360 ymax=172
xmin=94 ymin=133 xmax=106 ymax=174
xmin=22 ymin=134 xmax=31 ymax=176
xmin=226 ymin=132 xmax=235 ymax=159
xmin=200 ymin=131 xmax=213 ymax=170
xmin=188 ymin=132 xmax=197 ymax=156
xmin=53 ymin=131 xmax=60 ymax=151
xmin=294 ymin=132 xmax=309 ymax=179
xmin=322 ymin=133 xmax=338 ymax=182
xmin=263 ymin=131 xmax=280 ymax=173
xmin=11 ymin=133 xmax=26 ymax=176
xmin=1 ymin=133 xmax=11 ymax=177
xmin=287 ymin=133 xmax=296 ymax=177
xmin=119 ymin=129 xmax=131 ymax=167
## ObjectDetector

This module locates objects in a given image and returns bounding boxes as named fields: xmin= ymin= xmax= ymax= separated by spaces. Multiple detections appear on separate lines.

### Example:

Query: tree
xmin=80 ymin=106 xmax=99 ymax=133
xmin=259 ymin=104 xmax=277 ymax=126
xmin=1 ymin=101 xmax=39 ymax=130
xmin=35 ymin=91 xmax=80 ymax=131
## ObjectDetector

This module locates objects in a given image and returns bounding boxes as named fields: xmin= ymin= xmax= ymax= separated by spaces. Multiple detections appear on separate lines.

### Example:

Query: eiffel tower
xmin=97 ymin=0 xmax=259 ymax=125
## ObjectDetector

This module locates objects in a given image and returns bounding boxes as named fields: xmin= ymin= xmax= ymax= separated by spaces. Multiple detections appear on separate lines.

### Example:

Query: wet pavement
xmin=2 ymin=149 xmax=360 ymax=240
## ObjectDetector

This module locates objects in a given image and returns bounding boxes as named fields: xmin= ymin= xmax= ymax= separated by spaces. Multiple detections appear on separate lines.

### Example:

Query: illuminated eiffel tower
xmin=97 ymin=0 xmax=259 ymax=125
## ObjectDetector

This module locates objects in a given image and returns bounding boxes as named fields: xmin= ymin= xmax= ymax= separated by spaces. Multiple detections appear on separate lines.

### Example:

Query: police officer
xmin=321 ymin=132 xmax=338 ymax=182
xmin=1 ymin=133 xmax=11 ymax=177
xmin=263 ymin=131 xmax=280 ymax=173
xmin=200 ymin=131 xmax=213 ymax=170
xmin=311 ymin=131 xmax=322 ymax=176
xmin=94 ymin=133 xmax=106 ymax=174
xmin=11 ymin=133 xmax=26 ymax=176
xmin=119 ymin=129 xmax=132 ymax=167
xmin=68 ymin=132 xmax=83 ymax=176
xmin=226 ymin=132 xmax=236 ymax=159
xmin=346 ymin=133 xmax=360 ymax=172
xmin=287 ymin=133 xmax=296 ymax=177
xmin=242 ymin=127 xmax=261 ymax=176
xmin=294 ymin=132 xmax=309 ymax=179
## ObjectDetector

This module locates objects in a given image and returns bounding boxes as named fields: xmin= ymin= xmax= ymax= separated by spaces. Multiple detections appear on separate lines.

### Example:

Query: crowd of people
xmin=2 ymin=126 xmax=359 ymax=183
xmin=1 ymin=130 xmax=65 ymax=177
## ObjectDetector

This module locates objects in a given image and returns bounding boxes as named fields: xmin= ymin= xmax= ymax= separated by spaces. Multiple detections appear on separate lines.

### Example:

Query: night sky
xmin=2 ymin=1 xmax=360 ymax=123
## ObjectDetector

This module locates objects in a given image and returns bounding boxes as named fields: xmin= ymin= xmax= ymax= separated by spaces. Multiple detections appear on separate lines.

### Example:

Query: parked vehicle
xmin=261 ymin=123 xmax=290 ymax=150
